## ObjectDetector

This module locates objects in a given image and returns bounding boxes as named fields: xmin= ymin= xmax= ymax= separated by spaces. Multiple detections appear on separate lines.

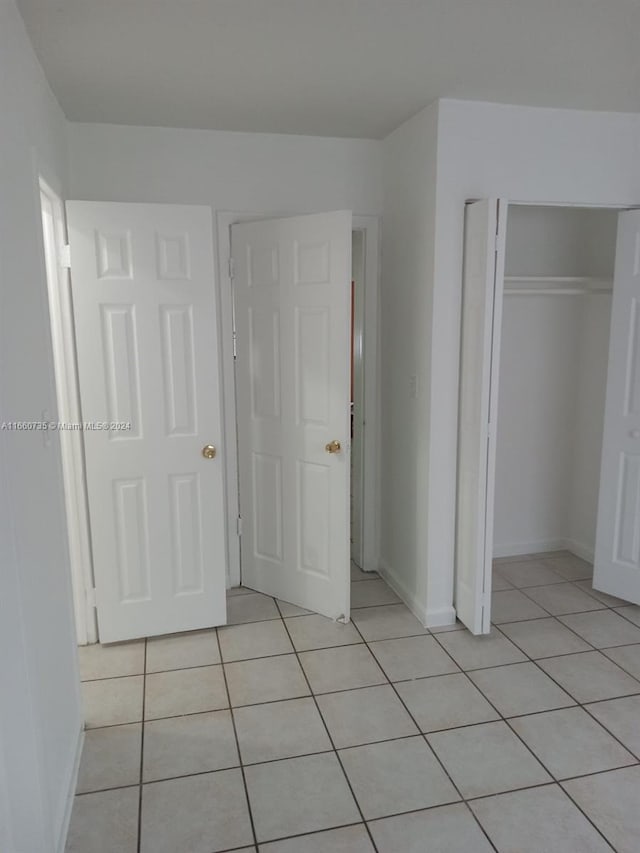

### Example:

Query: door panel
xmin=594 ymin=211 xmax=640 ymax=604
xmin=232 ymin=212 xmax=351 ymax=620
xmin=456 ymin=199 xmax=508 ymax=634
xmin=67 ymin=202 xmax=226 ymax=642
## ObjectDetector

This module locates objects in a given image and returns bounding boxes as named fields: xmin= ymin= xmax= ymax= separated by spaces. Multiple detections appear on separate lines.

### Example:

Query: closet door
xmin=594 ymin=210 xmax=640 ymax=605
xmin=456 ymin=199 xmax=508 ymax=634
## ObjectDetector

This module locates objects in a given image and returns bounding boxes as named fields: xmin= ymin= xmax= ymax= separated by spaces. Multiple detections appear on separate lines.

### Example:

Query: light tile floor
xmin=68 ymin=553 xmax=640 ymax=852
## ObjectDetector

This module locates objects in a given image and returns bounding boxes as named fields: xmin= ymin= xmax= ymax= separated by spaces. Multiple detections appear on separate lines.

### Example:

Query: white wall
xmin=67 ymin=122 xmax=382 ymax=214
xmin=427 ymin=99 xmax=640 ymax=620
xmin=494 ymin=206 xmax=616 ymax=559
xmin=568 ymin=294 xmax=613 ymax=557
xmin=379 ymin=102 xmax=451 ymax=624
xmin=0 ymin=2 xmax=82 ymax=851
xmin=494 ymin=295 xmax=583 ymax=554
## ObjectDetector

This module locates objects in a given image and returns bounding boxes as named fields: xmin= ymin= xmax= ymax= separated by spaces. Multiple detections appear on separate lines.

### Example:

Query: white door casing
xmin=232 ymin=211 xmax=352 ymax=619
xmin=456 ymin=199 xmax=508 ymax=634
xmin=594 ymin=210 xmax=640 ymax=604
xmin=67 ymin=201 xmax=227 ymax=642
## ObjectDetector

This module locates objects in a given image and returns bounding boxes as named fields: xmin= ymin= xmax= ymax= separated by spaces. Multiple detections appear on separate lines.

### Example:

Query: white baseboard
xmin=493 ymin=538 xmax=566 ymax=559
xmin=563 ymin=538 xmax=595 ymax=563
xmin=494 ymin=537 xmax=594 ymax=563
xmin=378 ymin=561 xmax=456 ymax=629
xmin=56 ymin=725 xmax=84 ymax=853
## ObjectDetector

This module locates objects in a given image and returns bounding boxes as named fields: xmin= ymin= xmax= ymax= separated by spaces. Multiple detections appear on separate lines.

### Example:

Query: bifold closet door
xmin=594 ymin=210 xmax=640 ymax=605
xmin=456 ymin=199 xmax=508 ymax=634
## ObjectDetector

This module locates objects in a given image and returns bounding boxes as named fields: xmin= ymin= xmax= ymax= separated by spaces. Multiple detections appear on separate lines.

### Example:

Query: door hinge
xmin=60 ymin=244 xmax=71 ymax=269
xmin=228 ymin=257 xmax=235 ymax=279
xmin=237 ymin=516 xmax=243 ymax=537
xmin=86 ymin=587 xmax=97 ymax=609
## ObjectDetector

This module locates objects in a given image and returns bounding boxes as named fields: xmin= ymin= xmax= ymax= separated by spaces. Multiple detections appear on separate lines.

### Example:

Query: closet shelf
xmin=504 ymin=275 xmax=613 ymax=296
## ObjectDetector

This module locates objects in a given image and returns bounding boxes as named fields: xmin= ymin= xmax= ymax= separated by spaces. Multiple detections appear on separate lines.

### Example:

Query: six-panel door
xmin=232 ymin=212 xmax=352 ymax=620
xmin=67 ymin=202 xmax=227 ymax=642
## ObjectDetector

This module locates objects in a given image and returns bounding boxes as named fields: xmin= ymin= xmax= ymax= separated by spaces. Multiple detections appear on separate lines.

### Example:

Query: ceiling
xmin=17 ymin=0 xmax=640 ymax=139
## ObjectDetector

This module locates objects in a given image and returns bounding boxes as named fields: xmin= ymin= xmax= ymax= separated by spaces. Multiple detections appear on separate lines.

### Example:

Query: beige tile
xmin=615 ymin=604 xmax=640 ymax=627
xmin=499 ymin=617 xmax=591 ymax=659
xmin=543 ymin=554 xmax=593 ymax=581
xmin=299 ymin=644 xmax=386 ymax=694
xmin=370 ymin=803 xmax=494 ymax=853
xmin=145 ymin=629 xmax=219 ymax=672
xmin=227 ymin=592 xmax=279 ymax=624
xmin=491 ymin=589 xmax=548 ymax=623
xmin=495 ymin=560 xmax=565 ymax=588
xmin=524 ymin=582 xmax=604 ymax=615
xmin=563 ymin=766 xmax=640 ymax=853
xmin=65 ymin=787 xmax=139 ymax=853
xmin=234 ymin=697 xmax=331 ymax=764
xmin=469 ymin=662 xmax=575 ymax=717
xmin=368 ymin=634 xmax=459 ymax=682
xmin=351 ymin=604 xmax=429 ymax=641
xmin=218 ymin=620 xmax=293 ymax=662
xmin=575 ymin=581 xmax=627 ymax=607
xmin=316 ymin=685 xmax=418 ymax=748
xmin=510 ymin=706 xmax=635 ymax=779
xmin=225 ymin=654 xmax=310 ymax=706
xmin=276 ymin=599 xmax=311 ymax=616
xmin=436 ymin=629 xmax=526 ymax=671
xmin=351 ymin=565 xmax=379 ymax=581
xmin=339 ymin=736 xmax=459 ymax=820
xmin=140 ymin=769 xmax=253 ymax=853
xmin=428 ymin=721 xmax=551 ymax=798
xmin=285 ymin=613 xmax=362 ymax=652
xmin=82 ymin=676 xmax=144 ymax=728
xmin=143 ymin=710 xmax=238 ymax=781
xmin=144 ymin=665 xmax=227 ymax=719
xmin=586 ymin=695 xmax=640 ymax=756
xmin=559 ymin=609 xmax=640 ymax=649
xmin=260 ymin=824 xmax=373 ymax=853
xmin=395 ymin=673 xmax=499 ymax=732
xmin=538 ymin=651 xmax=640 ymax=703
xmin=471 ymin=785 xmax=612 ymax=853
xmin=351 ymin=579 xmax=400 ymax=608
xmin=245 ymin=753 xmax=360 ymax=842
xmin=602 ymin=643 xmax=640 ymax=679
xmin=78 ymin=640 xmax=145 ymax=681
xmin=491 ymin=572 xmax=514 ymax=591
xmin=77 ymin=724 xmax=141 ymax=793
xmin=227 ymin=585 xmax=254 ymax=597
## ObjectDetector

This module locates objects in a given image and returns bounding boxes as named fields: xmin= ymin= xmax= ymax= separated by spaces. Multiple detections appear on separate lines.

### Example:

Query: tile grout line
xmin=273 ymin=598 xmax=382 ymax=853
xmin=136 ymin=637 xmax=147 ymax=853
xmin=213 ymin=625 xmax=260 ymax=851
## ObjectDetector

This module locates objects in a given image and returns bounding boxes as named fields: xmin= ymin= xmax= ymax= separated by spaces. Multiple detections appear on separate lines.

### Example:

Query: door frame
xmin=217 ymin=211 xmax=381 ymax=588
xmin=39 ymin=179 xmax=97 ymax=646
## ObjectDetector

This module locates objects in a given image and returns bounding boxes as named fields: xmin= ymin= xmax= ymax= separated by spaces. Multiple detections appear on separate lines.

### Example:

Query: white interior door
xmin=67 ymin=202 xmax=227 ymax=643
xmin=594 ymin=210 xmax=640 ymax=604
xmin=456 ymin=199 xmax=508 ymax=634
xmin=232 ymin=211 xmax=352 ymax=620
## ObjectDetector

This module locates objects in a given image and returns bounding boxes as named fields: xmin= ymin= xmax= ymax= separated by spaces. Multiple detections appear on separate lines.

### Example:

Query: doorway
xmin=456 ymin=200 xmax=640 ymax=634
xmin=229 ymin=212 xmax=380 ymax=621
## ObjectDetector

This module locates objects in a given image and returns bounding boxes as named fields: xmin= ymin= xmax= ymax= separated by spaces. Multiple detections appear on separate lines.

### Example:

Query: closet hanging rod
xmin=504 ymin=288 xmax=612 ymax=296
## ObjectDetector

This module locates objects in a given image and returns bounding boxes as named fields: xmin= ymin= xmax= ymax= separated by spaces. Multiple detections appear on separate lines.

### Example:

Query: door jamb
xmin=39 ymin=179 xmax=97 ymax=645
xmin=217 ymin=211 xmax=381 ymax=588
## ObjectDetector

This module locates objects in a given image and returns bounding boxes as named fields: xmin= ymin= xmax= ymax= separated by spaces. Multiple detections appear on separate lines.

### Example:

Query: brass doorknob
xmin=325 ymin=440 xmax=341 ymax=454
xmin=202 ymin=445 xmax=217 ymax=459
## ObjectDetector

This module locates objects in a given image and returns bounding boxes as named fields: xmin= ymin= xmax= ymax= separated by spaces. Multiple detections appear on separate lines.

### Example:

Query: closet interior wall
xmin=493 ymin=205 xmax=618 ymax=561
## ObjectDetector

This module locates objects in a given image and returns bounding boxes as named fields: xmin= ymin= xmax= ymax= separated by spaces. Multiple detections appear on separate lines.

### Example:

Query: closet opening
xmin=493 ymin=203 xmax=618 ymax=601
